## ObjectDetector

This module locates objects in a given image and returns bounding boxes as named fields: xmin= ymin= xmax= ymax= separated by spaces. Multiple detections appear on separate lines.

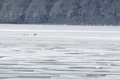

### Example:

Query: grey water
xmin=0 ymin=25 xmax=120 ymax=80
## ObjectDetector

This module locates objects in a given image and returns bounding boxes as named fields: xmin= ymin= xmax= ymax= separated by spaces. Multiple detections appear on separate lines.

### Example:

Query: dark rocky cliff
xmin=0 ymin=0 xmax=120 ymax=25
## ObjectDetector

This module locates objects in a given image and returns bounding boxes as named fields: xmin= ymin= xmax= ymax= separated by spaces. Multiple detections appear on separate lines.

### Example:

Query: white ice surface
xmin=0 ymin=24 xmax=120 ymax=80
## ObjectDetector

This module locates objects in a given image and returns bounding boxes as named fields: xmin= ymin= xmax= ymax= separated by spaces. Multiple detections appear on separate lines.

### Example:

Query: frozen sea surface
xmin=0 ymin=24 xmax=120 ymax=80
